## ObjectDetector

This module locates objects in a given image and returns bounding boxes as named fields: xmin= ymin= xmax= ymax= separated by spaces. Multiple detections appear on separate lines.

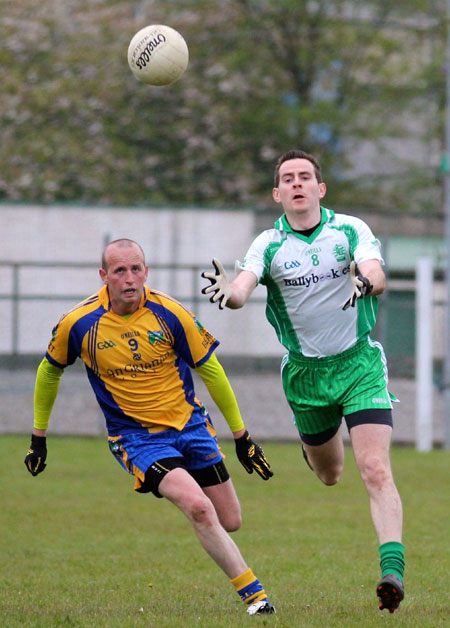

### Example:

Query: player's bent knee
xmin=189 ymin=494 xmax=216 ymax=525
xmin=220 ymin=510 xmax=242 ymax=532
xmin=360 ymin=456 xmax=390 ymax=489
xmin=316 ymin=462 xmax=343 ymax=486
xmin=317 ymin=472 xmax=340 ymax=486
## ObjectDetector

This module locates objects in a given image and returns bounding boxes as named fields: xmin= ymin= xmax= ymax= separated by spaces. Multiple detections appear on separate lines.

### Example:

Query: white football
xmin=127 ymin=24 xmax=189 ymax=86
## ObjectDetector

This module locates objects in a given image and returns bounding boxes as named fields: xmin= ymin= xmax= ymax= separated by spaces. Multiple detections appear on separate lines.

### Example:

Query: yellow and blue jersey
xmin=46 ymin=284 xmax=219 ymax=435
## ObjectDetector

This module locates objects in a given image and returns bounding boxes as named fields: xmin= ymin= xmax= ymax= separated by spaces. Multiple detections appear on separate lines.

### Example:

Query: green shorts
xmin=281 ymin=339 xmax=394 ymax=436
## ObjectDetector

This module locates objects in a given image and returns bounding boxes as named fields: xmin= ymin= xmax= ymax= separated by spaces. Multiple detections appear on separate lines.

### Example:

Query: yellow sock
xmin=231 ymin=568 xmax=268 ymax=606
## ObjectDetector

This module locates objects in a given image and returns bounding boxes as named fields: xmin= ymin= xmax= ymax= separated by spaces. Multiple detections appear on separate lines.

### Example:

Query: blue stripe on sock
xmin=238 ymin=579 xmax=264 ymax=602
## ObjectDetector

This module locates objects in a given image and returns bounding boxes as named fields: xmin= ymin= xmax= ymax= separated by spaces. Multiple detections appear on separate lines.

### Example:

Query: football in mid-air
xmin=127 ymin=24 xmax=189 ymax=86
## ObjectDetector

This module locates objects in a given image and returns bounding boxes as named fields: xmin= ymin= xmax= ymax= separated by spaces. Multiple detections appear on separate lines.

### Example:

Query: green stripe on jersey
xmin=264 ymin=274 xmax=301 ymax=353
xmin=261 ymin=238 xmax=302 ymax=354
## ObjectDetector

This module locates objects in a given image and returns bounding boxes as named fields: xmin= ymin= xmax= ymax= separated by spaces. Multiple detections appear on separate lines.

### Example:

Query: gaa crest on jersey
xmin=147 ymin=330 xmax=168 ymax=345
xmin=333 ymin=244 xmax=347 ymax=262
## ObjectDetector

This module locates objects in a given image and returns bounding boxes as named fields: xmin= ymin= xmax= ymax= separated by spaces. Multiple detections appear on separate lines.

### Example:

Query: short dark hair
xmin=274 ymin=149 xmax=323 ymax=186
xmin=102 ymin=239 xmax=145 ymax=270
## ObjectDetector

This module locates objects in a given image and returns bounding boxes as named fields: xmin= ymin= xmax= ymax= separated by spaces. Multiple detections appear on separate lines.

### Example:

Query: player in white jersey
xmin=201 ymin=149 xmax=405 ymax=614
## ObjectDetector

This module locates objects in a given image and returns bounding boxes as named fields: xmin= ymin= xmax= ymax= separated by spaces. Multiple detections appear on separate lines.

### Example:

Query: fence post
xmin=415 ymin=257 xmax=433 ymax=451
xmin=12 ymin=263 xmax=20 ymax=356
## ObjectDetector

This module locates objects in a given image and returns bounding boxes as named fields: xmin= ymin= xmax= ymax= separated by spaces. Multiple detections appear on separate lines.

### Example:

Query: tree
xmin=0 ymin=0 xmax=445 ymax=214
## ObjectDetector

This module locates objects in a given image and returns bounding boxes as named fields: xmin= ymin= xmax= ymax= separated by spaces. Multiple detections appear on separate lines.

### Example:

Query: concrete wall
xmin=1 ymin=204 xmax=254 ymax=264
xmin=0 ymin=204 xmax=284 ymax=358
xmin=0 ymin=204 xmax=445 ymax=361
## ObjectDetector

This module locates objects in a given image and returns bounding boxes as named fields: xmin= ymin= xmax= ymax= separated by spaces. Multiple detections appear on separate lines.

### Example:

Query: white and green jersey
xmin=238 ymin=207 xmax=383 ymax=358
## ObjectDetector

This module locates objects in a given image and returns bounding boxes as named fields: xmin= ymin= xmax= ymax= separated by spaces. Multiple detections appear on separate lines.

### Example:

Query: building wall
xmin=0 ymin=204 xmax=445 ymax=364
xmin=0 ymin=204 xmax=283 ymax=357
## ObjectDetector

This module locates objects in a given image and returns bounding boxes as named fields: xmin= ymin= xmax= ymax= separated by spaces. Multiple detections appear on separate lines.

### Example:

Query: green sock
xmin=379 ymin=541 xmax=405 ymax=582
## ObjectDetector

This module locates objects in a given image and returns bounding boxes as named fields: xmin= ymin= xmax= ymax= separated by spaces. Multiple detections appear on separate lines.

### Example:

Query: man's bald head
xmin=101 ymin=239 xmax=145 ymax=271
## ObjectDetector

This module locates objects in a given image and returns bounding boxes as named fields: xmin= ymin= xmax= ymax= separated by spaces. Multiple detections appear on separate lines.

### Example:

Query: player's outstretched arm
xmin=195 ymin=353 xmax=273 ymax=480
xmin=201 ymin=259 xmax=257 ymax=310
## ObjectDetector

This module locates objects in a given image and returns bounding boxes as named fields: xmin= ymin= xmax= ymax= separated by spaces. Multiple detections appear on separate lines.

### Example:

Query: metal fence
xmin=0 ymin=259 xmax=446 ymax=445
xmin=0 ymin=259 xmax=444 ymax=379
xmin=0 ymin=260 xmax=214 ymax=355
xmin=0 ymin=260 xmax=278 ymax=361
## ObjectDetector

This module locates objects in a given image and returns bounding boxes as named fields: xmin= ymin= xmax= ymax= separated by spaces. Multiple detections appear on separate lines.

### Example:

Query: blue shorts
xmin=107 ymin=407 xmax=223 ymax=490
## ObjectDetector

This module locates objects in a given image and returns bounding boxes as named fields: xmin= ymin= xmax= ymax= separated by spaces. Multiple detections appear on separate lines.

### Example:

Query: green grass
xmin=1 ymin=436 xmax=449 ymax=627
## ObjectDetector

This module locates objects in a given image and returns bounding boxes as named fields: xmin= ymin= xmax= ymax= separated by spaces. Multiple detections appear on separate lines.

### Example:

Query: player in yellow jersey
xmin=24 ymin=238 xmax=275 ymax=616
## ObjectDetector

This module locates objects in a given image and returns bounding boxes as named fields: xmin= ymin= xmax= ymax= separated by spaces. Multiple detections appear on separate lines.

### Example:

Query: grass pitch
xmin=1 ymin=436 xmax=449 ymax=627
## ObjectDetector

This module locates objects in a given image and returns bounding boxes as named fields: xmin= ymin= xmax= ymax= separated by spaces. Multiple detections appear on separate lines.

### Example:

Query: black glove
xmin=24 ymin=434 xmax=47 ymax=476
xmin=342 ymin=261 xmax=373 ymax=310
xmin=235 ymin=431 xmax=273 ymax=480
